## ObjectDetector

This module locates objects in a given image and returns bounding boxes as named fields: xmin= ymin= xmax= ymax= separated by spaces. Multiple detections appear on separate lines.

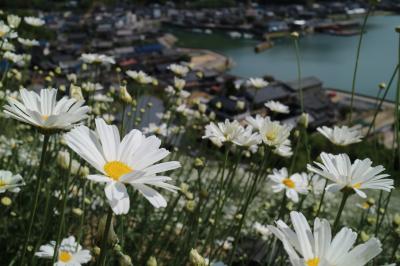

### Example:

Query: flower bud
xmin=189 ymin=249 xmax=207 ymax=266
xmin=119 ymin=86 xmax=133 ymax=104
xmin=147 ymin=256 xmax=157 ymax=266
xmin=1 ymin=196 xmax=12 ymax=206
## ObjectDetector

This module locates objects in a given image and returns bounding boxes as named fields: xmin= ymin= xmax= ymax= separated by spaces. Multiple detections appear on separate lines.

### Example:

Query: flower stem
xmin=98 ymin=207 xmax=113 ymax=266
xmin=19 ymin=134 xmax=50 ymax=266
xmin=51 ymin=155 xmax=73 ymax=264
xmin=293 ymin=37 xmax=303 ymax=112
xmin=333 ymin=190 xmax=351 ymax=232
xmin=315 ymin=180 xmax=328 ymax=218
xmin=366 ymin=65 xmax=399 ymax=137
xmin=348 ymin=6 xmax=371 ymax=124
xmin=205 ymin=148 xmax=229 ymax=258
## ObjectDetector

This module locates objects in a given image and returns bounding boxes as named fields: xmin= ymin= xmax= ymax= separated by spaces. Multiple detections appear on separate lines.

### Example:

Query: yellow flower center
xmin=41 ymin=115 xmax=49 ymax=121
xmin=362 ymin=202 xmax=370 ymax=209
xmin=59 ymin=251 xmax=72 ymax=262
xmin=352 ymin=182 xmax=362 ymax=189
xmin=103 ymin=161 xmax=133 ymax=181
xmin=0 ymin=32 xmax=5 ymax=38
xmin=306 ymin=257 xmax=319 ymax=266
xmin=0 ymin=180 xmax=6 ymax=187
xmin=282 ymin=178 xmax=295 ymax=188
xmin=265 ymin=130 xmax=277 ymax=142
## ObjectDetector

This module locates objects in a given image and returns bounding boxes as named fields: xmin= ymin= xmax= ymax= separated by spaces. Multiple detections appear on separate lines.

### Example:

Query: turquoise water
xmin=170 ymin=15 xmax=400 ymax=100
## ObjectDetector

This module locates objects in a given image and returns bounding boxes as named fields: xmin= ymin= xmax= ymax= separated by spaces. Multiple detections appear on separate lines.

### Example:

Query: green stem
xmin=204 ymin=148 xmax=229 ymax=257
xmin=315 ymin=180 xmax=328 ymax=218
xmin=277 ymin=193 xmax=288 ymax=220
xmin=333 ymin=190 xmax=351 ymax=232
xmin=98 ymin=207 xmax=113 ymax=266
xmin=51 ymin=156 xmax=73 ymax=264
xmin=349 ymin=6 xmax=371 ymax=123
xmin=396 ymin=33 xmax=400 ymax=168
xmin=366 ymin=65 xmax=399 ymax=137
xmin=19 ymin=134 xmax=50 ymax=266
xmin=76 ymin=181 xmax=87 ymax=249
xmin=294 ymin=37 xmax=303 ymax=112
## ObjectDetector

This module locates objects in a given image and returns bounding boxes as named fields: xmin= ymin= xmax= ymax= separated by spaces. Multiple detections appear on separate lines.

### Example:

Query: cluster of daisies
xmin=0 ymin=16 xmax=397 ymax=263
xmin=201 ymin=87 xmax=394 ymax=265
xmin=1 ymin=61 xmax=180 ymax=263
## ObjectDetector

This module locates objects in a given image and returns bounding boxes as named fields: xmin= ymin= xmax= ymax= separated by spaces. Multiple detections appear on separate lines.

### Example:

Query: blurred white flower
xmin=202 ymin=120 xmax=244 ymax=147
xmin=253 ymin=222 xmax=271 ymax=240
xmin=93 ymin=93 xmax=113 ymax=103
xmin=273 ymin=139 xmax=293 ymax=158
xmin=0 ymin=170 xmax=24 ymax=193
xmin=1 ymin=41 xmax=15 ymax=51
xmin=35 ymin=236 xmax=91 ymax=265
xmin=234 ymin=125 xmax=261 ymax=149
xmin=18 ymin=37 xmax=40 ymax=47
xmin=65 ymin=118 xmax=181 ymax=214
xmin=268 ymin=211 xmax=382 ymax=266
xmin=268 ymin=168 xmax=308 ymax=202
xmin=80 ymin=53 xmax=115 ymax=65
xmin=7 ymin=15 xmax=21 ymax=28
xmin=167 ymin=63 xmax=189 ymax=77
xmin=0 ymin=23 xmax=10 ymax=38
xmin=4 ymin=88 xmax=90 ymax=131
xmin=142 ymin=123 xmax=168 ymax=137
xmin=258 ymin=117 xmax=293 ymax=155
xmin=307 ymin=152 xmax=393 ymax=198
xmin=126 ymin=70 xmax=153 ymax=84
xmin=82 ymin=82 xmax=103 ymax=92
xmin=24 ymin=16 xmax=45 ymax=27
xmin=317 ymin=125 xmax=363 ymax=146
xmin=265 ymin=100 xmax=289 ymax=114
xmin=3 ymin=51 xmax=24 ymax=65
xmin=245 ymin=114 xmax=265 ymax=131
xmin=174 ymin=77 xmax=186 ymax=90
xmin=307 ymin=174 xmax=326 ymax=195
xmin=247 ymin=77 xmax=268 ymax=89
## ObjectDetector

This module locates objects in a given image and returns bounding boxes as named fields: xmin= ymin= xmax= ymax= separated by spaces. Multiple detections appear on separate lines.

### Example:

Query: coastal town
xmin=2 ymin=1 xmax=398 ymax=146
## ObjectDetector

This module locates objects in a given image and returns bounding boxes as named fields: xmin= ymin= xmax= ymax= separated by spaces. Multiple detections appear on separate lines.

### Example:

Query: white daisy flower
xmin=259 ymin=117 xmax=292 ymax=148
xmin=202 ymin=120 xmax=245 ymax=147
xmin=64 ymin=118 xmax=181 ymax=214
xmin=35 ymin=236 xmax=91 ymax=265
xmin=234 ymin=125 xmax=261 ymax=149
xmin=265 ymin=100 xmax=290 ymax=114
xmin=247 ymin=77 xmax=268 ymax=89
xmin=307 ymin=152 xmax=393 ymax=198
xmin=142 ymin=123 xmax=168 ymax=137
xmin=1 ymin=41 xmax=15 ymax=51
xmin=24 ymin=16 xmax=45 ymax=27
xmin=174 ymin=77 xmax=186 ymax=90
xmin=18 ymin=37 xmax=40 ymax=47
xmin=253 ymin=222 xmax=271 ymax=240
xmin=273 ymin=139 xmax=293 ymax=158
xmin=3 ymin=51 xmax=24 ymax=64
xmin=268 ymin=168 xmax=308 ymax=203
xmin=245 ymin=114 xmax=266 ymax=131
xmin=268 ymin=211 xmax=382 ymax=266
xmin=0 ymin=23 xmax=10 ymax=38
xmin=3 ymin=88 xmax=90 ymax=131
xmin=80 ymin=53 xmax=115 ymax=65
xmin=307 ymin=174 xmax=326 ymax=196
xmin=167 ymin=63 xmax=189 ymax=77
xmin=317 ymin=125 xmax=363 ymax=146
xmin=93 ymin=94 xmax=113 ymax=103
xmin=7 ymin=14 xmax=21 ymax=28
xmin=126 ymin=70 xmax=153 ymax=84
xmin=0 ymin=170 xmax=24 ymax=193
